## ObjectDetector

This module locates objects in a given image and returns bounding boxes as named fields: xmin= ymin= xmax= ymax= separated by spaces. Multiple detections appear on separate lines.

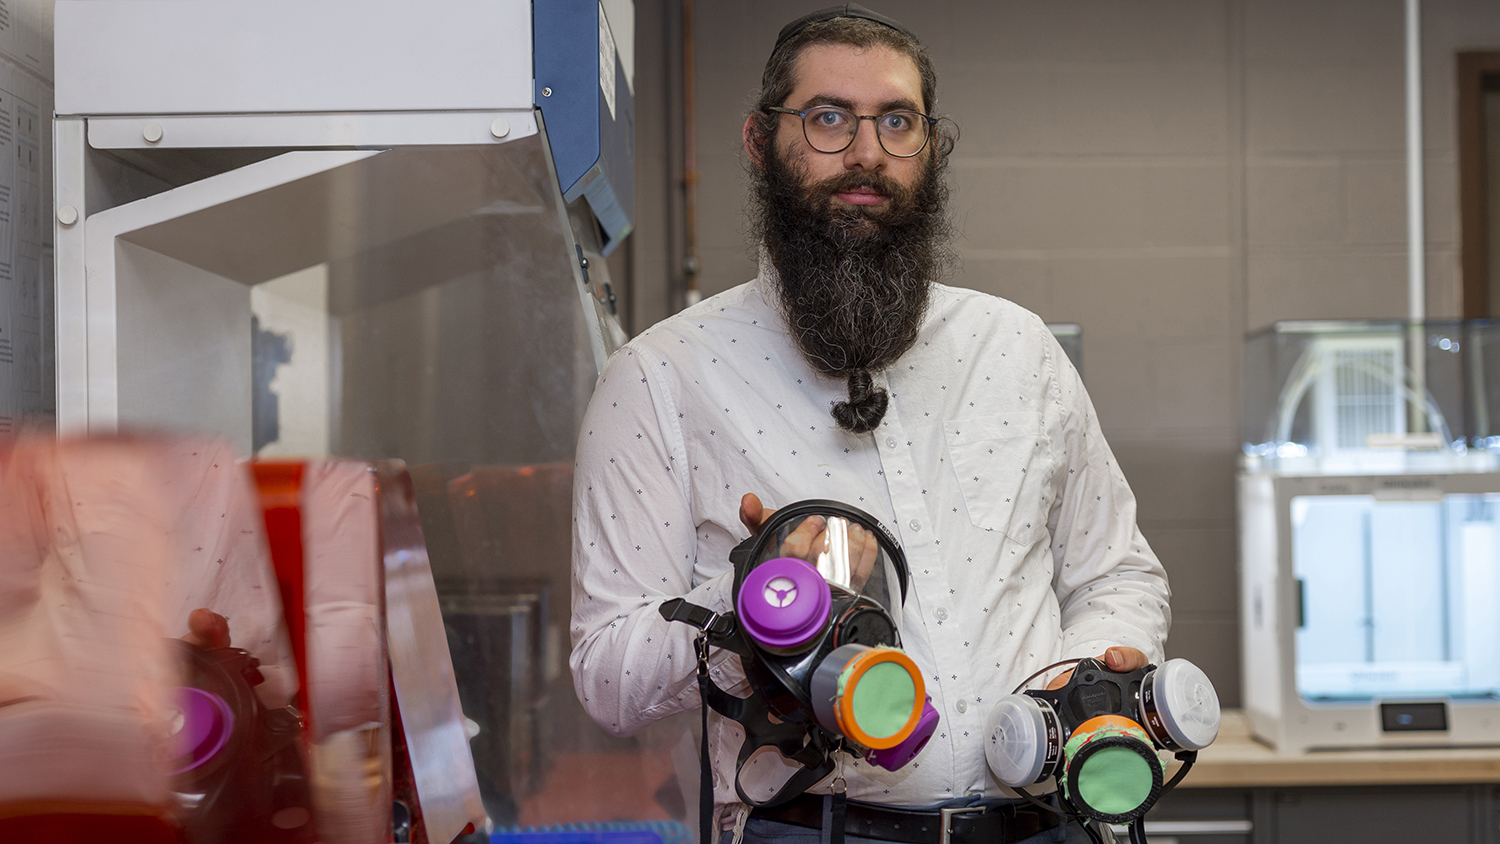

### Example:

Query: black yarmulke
xmin=773 ymin=4 xmax=920 ymax=55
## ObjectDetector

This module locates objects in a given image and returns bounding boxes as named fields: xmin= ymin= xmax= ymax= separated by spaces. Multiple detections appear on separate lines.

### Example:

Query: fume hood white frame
xmin=51 ymin=0 xmax=613 ymax=440
xmin=51 ymin=3 xmax=617 ymax=837
xmin=53 ymin=108 xmax=614 ymax=439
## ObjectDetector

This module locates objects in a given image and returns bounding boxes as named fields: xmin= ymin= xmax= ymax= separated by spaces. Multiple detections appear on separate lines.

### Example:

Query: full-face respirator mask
xmin=660 ymin=500 xmax=940 ymax=811
xmin=984 ymin=655 xmax=1221 ymax=844
xmin=168 ymin=639 xmax=315 ymax=843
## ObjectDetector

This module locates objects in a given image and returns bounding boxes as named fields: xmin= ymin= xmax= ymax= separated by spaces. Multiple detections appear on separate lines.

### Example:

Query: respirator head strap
xmin=660 ymin=597 xmax=738 ymax=640
xmin=1161 ymin=750 xmax=1197 ymax=795
xmin=724 ymin=689 xmax=834 ymax=769
xmin=729 ymin=532 xmax=758 ymax=569
xmin=660 ymin=600 xmax=747 ymax=738
xmin=722 ymin=691 xmax=841 ymax=808
xmin=678 ymin=624 xmax=845 ymax=809
xmin=732 ymin=740 xmax=839 ymax=809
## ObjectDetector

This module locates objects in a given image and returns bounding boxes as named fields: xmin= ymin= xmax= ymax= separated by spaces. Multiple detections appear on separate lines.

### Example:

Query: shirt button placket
xmin=875 ymin=372 xmax=965 ymax=771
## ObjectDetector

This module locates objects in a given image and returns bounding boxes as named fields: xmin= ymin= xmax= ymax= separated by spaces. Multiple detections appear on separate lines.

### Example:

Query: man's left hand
xmin=1045 ymin=646 xmax=1148 ymax=690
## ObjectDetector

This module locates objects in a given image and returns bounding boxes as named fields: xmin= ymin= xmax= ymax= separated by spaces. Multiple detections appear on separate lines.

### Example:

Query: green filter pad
xmin=1074 ymin=746 xmax=1154 ymax=815
xmin=1062 ymin=718 xmax=1164 ymax=819
xmin=843 ymin=658 xmax=917 ymax=740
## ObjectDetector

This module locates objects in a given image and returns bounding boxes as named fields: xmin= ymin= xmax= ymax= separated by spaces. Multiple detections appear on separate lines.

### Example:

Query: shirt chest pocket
xmin=944 ymin=414 xmax=1054 ymax=546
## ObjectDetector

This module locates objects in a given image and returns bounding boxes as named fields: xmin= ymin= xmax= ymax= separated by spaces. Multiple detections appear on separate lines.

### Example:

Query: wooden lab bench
xmin=1138 ymin=711 xmax=1500 ymax=844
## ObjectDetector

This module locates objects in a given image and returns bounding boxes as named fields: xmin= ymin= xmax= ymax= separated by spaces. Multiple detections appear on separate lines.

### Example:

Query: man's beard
xmin=749 ymin=138 xmax=956 ymax=433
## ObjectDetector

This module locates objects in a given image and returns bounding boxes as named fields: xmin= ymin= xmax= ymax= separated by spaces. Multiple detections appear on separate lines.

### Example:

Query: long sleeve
xmin=569 ymin=345 xmax=737 ymax=736
xmin=1045 ymin=331 xmax=1172 ymax=664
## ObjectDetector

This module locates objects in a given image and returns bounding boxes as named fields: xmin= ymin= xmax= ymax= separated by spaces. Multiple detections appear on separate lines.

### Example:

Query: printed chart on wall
xmin=0 ymin=75 xmax=42 ymax=436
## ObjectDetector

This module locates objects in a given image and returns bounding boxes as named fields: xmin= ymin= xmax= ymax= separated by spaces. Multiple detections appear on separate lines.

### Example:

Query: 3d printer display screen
xmin=1292 ymin=493 xmax=1500 ymax=701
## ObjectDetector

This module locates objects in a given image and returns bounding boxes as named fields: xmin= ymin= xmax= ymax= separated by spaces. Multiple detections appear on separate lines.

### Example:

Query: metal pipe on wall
xmin=681 ymin=0 xmax=701 ymax=307
xmin=1406 ymin=0 xmax=1426 ymax=321
xmin=1406 ymin=0 xmax=1428 ymax=436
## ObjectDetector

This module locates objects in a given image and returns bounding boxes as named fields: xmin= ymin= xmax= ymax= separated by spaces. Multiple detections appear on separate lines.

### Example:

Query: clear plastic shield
xmin=745 ymin=508 xmax=906 ymax=621
xmin=62 ymin=124 xmax=694 ymax=836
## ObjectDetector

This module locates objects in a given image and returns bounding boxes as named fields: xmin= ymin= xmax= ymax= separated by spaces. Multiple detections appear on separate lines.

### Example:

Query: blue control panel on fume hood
xmin=534 ymin=1 xmax=635 ymax=255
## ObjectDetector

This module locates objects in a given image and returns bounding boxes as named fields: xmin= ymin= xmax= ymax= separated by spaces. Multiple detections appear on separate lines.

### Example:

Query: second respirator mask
xmin=984 ymin=656 xmax=1221 ymax=827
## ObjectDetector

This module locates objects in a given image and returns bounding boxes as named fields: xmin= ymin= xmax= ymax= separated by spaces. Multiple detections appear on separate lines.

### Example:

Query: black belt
xmin=751 ymin=793 xmax=1063 ymax=844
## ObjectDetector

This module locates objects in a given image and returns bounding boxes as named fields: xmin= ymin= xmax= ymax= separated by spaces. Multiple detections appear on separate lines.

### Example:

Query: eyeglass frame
xmin=763 ymin=104 xmax=939 ymax=158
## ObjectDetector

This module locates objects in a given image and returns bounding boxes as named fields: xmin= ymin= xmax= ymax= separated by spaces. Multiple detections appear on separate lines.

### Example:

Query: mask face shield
xmin=734 ymin=502 xmax=907 ymax=635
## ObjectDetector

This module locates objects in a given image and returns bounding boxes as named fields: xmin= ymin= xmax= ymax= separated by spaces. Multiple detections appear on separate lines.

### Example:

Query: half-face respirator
xmin=661 ymin=500 xmax=940 ymax=809
xmin=984 ymin=656 xmax=1221 ymax=843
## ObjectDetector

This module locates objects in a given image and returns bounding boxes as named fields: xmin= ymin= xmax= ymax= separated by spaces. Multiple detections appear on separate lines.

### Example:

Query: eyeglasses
xmin=765 ymin=104 xmax=937 ymax=158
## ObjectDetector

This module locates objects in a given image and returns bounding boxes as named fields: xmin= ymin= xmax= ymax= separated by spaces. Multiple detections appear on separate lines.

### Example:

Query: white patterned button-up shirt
xmin=570 ymin=268 xmax=1171 ymax=813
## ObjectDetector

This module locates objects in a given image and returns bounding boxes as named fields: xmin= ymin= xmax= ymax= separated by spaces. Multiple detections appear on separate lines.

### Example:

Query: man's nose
xmin=842 ymin=117 xmax=887 ymax=170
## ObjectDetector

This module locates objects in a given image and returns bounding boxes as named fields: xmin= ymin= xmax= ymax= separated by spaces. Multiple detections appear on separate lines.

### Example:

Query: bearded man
xmin=570 ymin=7 xmax=1170 ymax=844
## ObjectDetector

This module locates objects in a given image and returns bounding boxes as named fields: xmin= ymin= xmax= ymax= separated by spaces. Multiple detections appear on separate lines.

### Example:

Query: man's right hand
xmin=183 ymin=608 xmax=231 ymax=650
xmin=743 ymin=493 xmax=821 ymax=553
xmin=1045 ymin=647 xmax=1149 ymax=690
xmin=739 ymin=492 xmax=774 ymax=532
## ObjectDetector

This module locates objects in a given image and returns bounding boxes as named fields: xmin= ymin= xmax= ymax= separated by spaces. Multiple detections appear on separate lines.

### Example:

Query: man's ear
xmin=743 ymin=114 xmax=766 ymax=170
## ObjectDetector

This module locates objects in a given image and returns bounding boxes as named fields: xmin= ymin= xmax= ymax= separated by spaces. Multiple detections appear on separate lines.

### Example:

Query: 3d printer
xmin=1240 ymin=320 xmax=1500 ymax=752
